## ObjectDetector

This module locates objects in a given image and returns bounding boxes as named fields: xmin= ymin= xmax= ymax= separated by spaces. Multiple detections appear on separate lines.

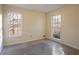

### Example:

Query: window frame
xmin=8 ymin=10 xmax=23 ymax=38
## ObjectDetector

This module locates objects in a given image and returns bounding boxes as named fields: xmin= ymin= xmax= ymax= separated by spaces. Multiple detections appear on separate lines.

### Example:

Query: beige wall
xmin=3 ymin=5 xmax=46 ymax=46
xmin=3 ymin=5 xmax=79 ymax=49
xmin=46 ymin=5 xmax=79 ymax=49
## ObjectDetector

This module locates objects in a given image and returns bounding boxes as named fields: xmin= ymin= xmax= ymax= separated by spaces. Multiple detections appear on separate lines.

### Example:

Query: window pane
xmin=8 ymin=10 xmax=22 ymax=37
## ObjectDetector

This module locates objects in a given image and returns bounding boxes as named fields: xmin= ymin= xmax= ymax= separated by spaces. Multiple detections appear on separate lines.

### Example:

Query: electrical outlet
xmin=43 ymin=35 xmax=46 ymax=37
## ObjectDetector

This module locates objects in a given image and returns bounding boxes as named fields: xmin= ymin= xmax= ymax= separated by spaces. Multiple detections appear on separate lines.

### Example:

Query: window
xmin=8 ymin=10 xmax=23 ymax=37
xmin=0 ymin=14 xmax=2 ymax=52
xmin=52 ymin=15 xmax=61 ymax=39
xmin=53 ymin=15 xmax=61 ymax=27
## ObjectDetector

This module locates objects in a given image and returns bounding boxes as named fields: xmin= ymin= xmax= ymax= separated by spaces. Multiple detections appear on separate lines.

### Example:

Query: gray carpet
xmin=0 ymin=39 xmax=79 ymax=55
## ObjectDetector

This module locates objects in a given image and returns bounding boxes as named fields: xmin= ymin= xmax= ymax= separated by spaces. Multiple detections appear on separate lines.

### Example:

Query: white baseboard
xmin=4 ymin=38 xmax=44 ymax=47
xmin=52 ymin=39 xmax=79 ymax=50
xmin=48 ymin=38 xmax=79 ymax=50
xmin=60 ymin=41 xmax=79 ymax=50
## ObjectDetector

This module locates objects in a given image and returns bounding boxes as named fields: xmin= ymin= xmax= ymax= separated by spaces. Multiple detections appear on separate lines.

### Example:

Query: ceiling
xmin=8 ymin=4 xmax=64 ymax=13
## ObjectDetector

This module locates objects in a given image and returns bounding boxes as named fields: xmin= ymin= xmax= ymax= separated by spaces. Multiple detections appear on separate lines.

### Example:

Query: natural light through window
xmin=0 ymin=14 xmax=2 ymax=52
xmin=52 ymin=45 xmax=65 ymax=55
xmin=0 ymin=14 xmax=2 ymax=41
xmin=52 ymin=15 xmax=61 ymax=39
xmin=8 ymin=10 xmax=23 ymax=37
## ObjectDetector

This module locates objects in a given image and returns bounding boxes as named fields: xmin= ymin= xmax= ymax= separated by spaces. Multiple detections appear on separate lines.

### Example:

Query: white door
xmin=0 ymin=14 xmax=2 ymax=52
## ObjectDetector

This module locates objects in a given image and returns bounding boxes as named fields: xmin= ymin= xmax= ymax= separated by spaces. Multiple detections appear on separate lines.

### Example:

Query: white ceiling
xmin=8 ymin=4 xmax=64 ymax=13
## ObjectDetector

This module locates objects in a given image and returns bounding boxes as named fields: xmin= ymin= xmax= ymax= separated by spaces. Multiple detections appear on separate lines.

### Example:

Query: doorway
xmin=51 ymin=15 xmax=61 ymax=42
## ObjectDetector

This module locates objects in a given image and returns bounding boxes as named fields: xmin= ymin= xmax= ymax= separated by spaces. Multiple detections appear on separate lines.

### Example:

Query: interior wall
xmin=46 ymin=5 xmax=79 ymax=49
xmin=3 ymin=5 xmax=46 ymax=46
xmin=3 ymin=5 xmax=79 ymax=49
